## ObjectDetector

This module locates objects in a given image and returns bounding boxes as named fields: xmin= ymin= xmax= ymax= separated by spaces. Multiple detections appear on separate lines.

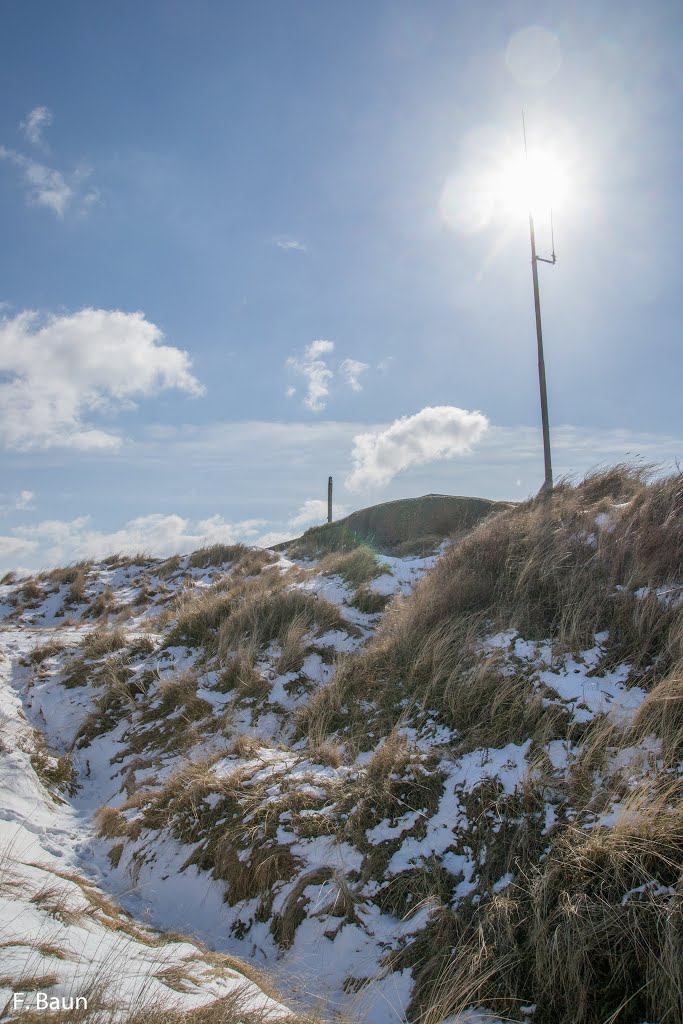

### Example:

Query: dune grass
xmin=28 ymin=464 xmax=683 ymax=1024
xmin=319 ymin=544 xmax=387 ymax=588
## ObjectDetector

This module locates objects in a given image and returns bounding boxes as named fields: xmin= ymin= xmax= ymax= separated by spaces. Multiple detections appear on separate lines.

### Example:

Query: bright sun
xmin=488 ymin=146 xmax=570 ymax=219
xmin=440 ymin=135 xmax=574 ymax=236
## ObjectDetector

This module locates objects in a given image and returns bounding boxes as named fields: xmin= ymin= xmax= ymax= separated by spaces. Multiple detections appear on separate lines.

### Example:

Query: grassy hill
xmin=2 ymin=466 xmax=683 ymax=1023
xmin=278 ymin=493 xmax=511 ymax=557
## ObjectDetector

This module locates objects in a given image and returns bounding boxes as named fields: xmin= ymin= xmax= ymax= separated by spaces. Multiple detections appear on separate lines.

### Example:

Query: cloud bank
xmin=8 ymin=512 xmax=267 ymax=568
xmin=345 ymin=405 xmax=489 ymax=490
xmin=0 ymin=308 xmax=203 ymax=450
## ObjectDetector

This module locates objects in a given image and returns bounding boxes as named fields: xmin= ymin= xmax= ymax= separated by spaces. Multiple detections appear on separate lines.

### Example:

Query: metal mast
xmin=523 ymin=113 xmax=555 ymax=493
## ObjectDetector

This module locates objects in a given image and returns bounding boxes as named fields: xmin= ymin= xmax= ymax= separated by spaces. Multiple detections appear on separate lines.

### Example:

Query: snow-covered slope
xmin=0 ymin=634 xmax=295 ymax=1021
xmin=2 ymin=469 xmax=682 ymax=1024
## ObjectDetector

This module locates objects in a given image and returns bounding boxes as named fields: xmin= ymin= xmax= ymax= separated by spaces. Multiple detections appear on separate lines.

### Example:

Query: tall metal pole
xmin=523 ymin=112 xmax=553 ymax=493
xmin=327 ymin=476 xmax=333 ymax=523
xmin=528 ymin=209 xmax=553 ymax=492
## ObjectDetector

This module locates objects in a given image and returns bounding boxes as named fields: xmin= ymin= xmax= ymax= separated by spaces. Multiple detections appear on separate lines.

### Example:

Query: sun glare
xmin=440 ymin=137 xmax=573 ymax=236
xmin=490 ymin=147 xmax=570 ymax=218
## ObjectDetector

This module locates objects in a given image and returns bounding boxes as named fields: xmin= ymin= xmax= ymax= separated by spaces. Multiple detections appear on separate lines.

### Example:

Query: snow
xmin=0 ymin=632 xmax=290 ymax=1021
xmin=0 ymin=541 xmax=668 ymax=1024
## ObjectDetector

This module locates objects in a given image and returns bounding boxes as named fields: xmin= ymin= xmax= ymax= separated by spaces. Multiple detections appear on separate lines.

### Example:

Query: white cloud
xmin=0 ymin=535 xmax=37 ymax=561
xmin=254 ymin=529 xmax=292 ymax=547
xmin=20 ymin=106 xmax=53 ymax=147
xmin=1 ymin=499 xmax=358 ymax=570
xmin=0 ymin=308 xmax=203 ymax=450
xmin=15 ymin=490 xmax=35 ymax=511
xmin=286 ymin=341 xmax=373 ymax=411
xmin=345 ymin=405 xmax=489 ymax=491
xmin=307 ymin=340 xmax=334 ymax=358
xmin=340 ymin=358 xmax=369 ymax=393
xmin=0 ymin=490 xmax=36 ymax=513
xmin=0 ymin=116 xmax=99 ymax=218
xmin=8 ymin=512 xmax=268 ymax=568
xmin=286 ymin=339 xmax=335 ymax=412
xmin=275 ymin=238 xmax=307 ymax=252
xmin=289 ymin=499 xmax=329 ymax=529
xmin=0 ymin=147 xmax=74 ymax=217
xmin=0 ymin=147 xmax=100 ymax=219
xmin=288 ymin=498 xmax=348 ymax=530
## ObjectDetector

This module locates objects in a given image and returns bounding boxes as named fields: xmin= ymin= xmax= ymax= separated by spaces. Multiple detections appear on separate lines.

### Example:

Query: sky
xmin=0 ymin=0 xmax=681 ymax=571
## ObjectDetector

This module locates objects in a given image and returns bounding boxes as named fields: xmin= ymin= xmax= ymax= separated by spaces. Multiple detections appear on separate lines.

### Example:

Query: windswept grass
xmin=349 ymin=584 xmax=390 ymax=615
xmin=28 ymin=639 xmax=67 ymax=665
xmin=82 ymin=625 xmax=128 ymax=659
xmin=75 ymin=656 xmax=151 ymax=746
xmin=16 ymin=578 xmax=45 ymax=606
xmin=286 ymin=521 xmax=364 ymax=559
xmin=84 ymin=586 xmax=119 ymax=620
xmin=18 ymin=464 xmax=683 ymax=1024
xmin=401 ymin=777 xmax=683 ymax=1024
xmin=187 ymin=543 xmax=249 ymax=569
xmin=301 ymin=467 xmax=683 ymax=749
xmin=217 ymin=587 xmax=351 ymax=659
xmin=320 ymin=544 xmax=387 ymax=588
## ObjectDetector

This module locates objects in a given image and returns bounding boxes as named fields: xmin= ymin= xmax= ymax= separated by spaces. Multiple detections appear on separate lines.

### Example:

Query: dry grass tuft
xmin=167 ymin=586 xmax=236 ymax=649
xmin=26 ymin=729 xmax=78 ymax=798
xmin=0 ymin=971 xmax=61 ymax=992
xmin=153 ymin=670 xmax=212 ymax=721
xmin=62 ymin=654 xmax=91 ymax=689
xmin=271 ymin=867 xmax=335 ymax=948
xmin=84 ymin=585 xmax=119 ymax=620
xmin=349 ymin=584 xmax=390 ymax=615
xmin=217 ymin=641 xmax=267 ymax=699
xmin=66 ymin=566 xmax=89 ymax=604
xmin=217 ymin=586 xmax=352 ymax=661
xmin=101 ymin=551 xmax=151 ymax=568
xmin=632 ymin=662 xmax=683 ymax=766
xmin=17 ymin=578 xmax=45 ymax=606
xmin=276 ymin=613 xmax=309 ymax=674
xmin=320 ymin=545 xmax=387 ymax=588
xmin=95 ymin=805 xmax=137 ymax=840
xmin=157 ymin=553 xmax=183 ymax=578
xmin=28 ymin=883 xmax=84 ymax=926
xmin=188 ymin=543 xmax=249 ymax=568
xmin=232 ymin=548 xmax=277 ymax=576
xmin=75 ymin=656 xmax=151 ymax=746
xmin=28 ymin=639 xmax=67 ymax=665
xmin=82 ymin=625 xmax=129 ymax=658
xmin=42 ymin=562 xmax=90 ymax=587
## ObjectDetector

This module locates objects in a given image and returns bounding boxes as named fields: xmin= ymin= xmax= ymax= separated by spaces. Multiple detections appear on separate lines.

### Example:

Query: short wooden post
xmin=327 ymin=476 xmax=333 ymax=523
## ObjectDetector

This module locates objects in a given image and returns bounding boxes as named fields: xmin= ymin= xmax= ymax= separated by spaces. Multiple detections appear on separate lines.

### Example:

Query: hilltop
xmin=1 ymin=467 xmax=683 ymax=1024
xmin=278 ymin=493 xmax=510 ymax=557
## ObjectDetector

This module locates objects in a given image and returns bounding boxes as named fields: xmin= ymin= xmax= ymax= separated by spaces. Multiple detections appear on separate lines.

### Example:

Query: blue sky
xmin=0 ymin=0 xmax=681 ymax=570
